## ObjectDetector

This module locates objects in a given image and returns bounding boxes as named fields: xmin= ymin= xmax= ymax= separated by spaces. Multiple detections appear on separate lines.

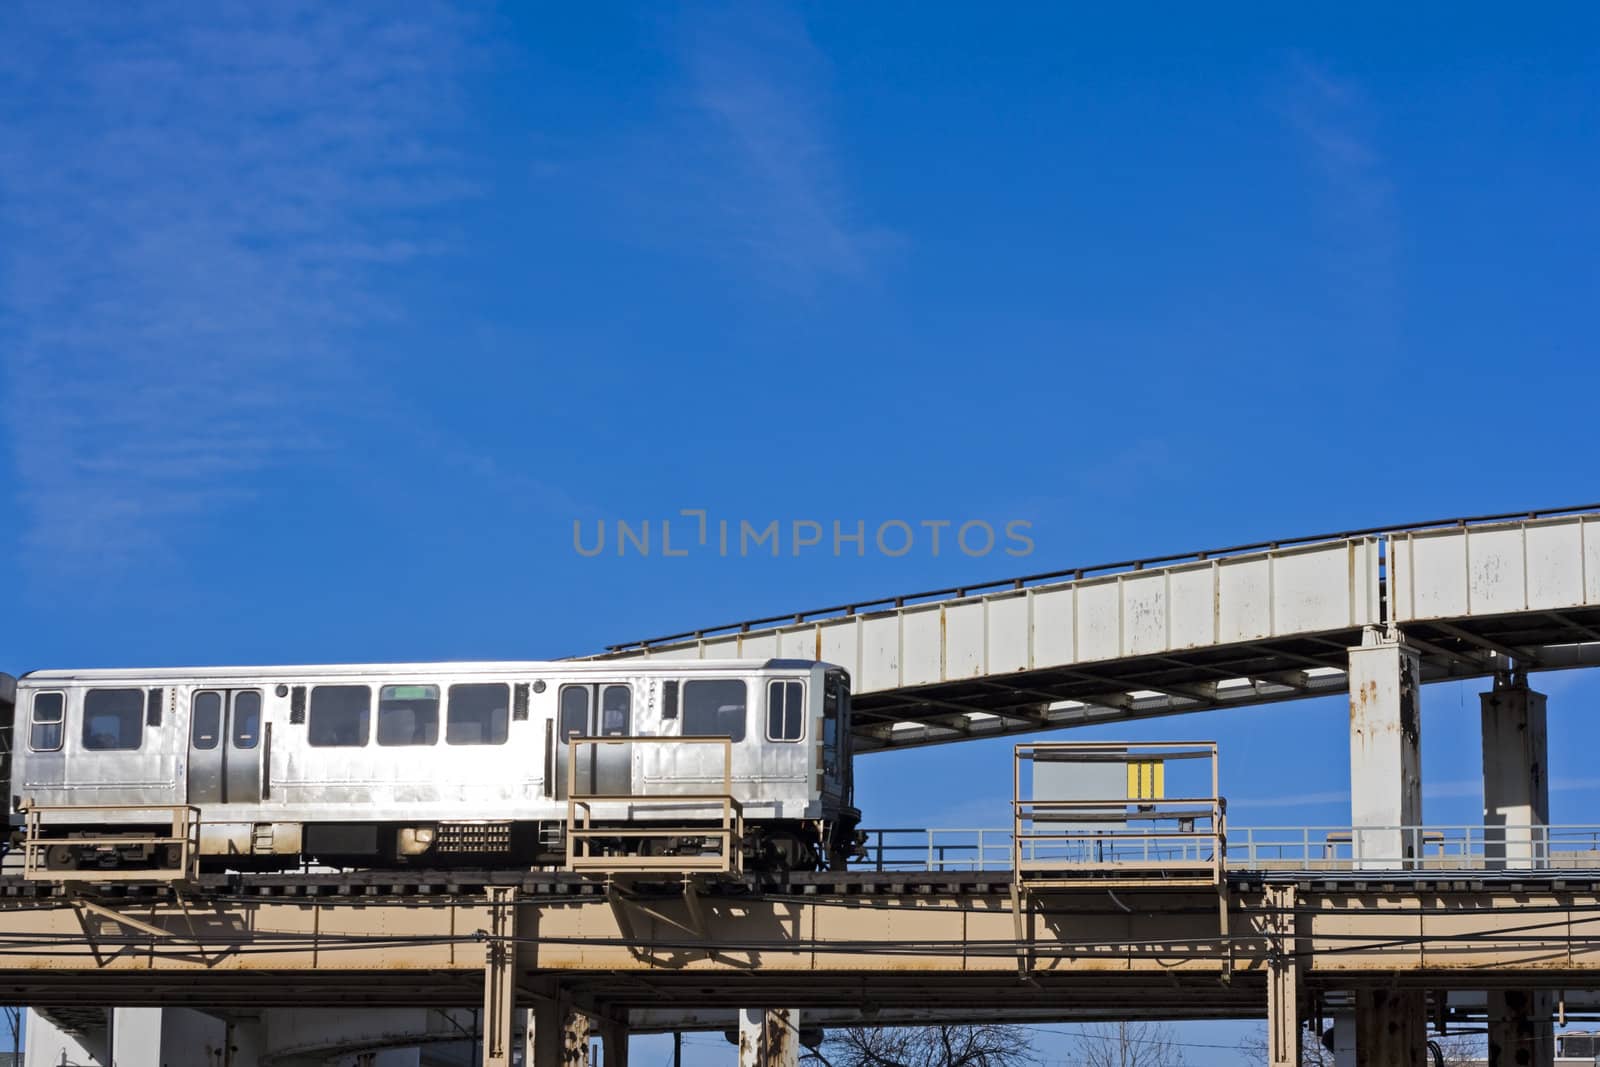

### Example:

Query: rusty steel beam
xmin=1264 ymin=884 xmax=1301 ymax=1067
xmin=483 ymin=885 xmax=517 ymax=1067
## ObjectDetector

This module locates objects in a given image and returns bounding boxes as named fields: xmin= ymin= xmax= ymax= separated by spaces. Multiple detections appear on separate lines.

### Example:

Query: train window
xmin=601 ymin=685 xmax=630 ymax=736
xmin=447 ymin=683 xmax=509 ymax=746
xmin=29 ymin=692 xmax=64 ymax=752
xmin=83 ymin=689 xmax=145 ymax=750
xmin=766 ymin=680 xmax=805 ymax=742
xmin=146 ymin=688 xmax=164 ymax=727
xmin=682 ymin=680 xmax=747 ymax=742
xmin=661 ymin=680 xmax=679 ymax=720
xmin=558 ymin=686 xmax=589 ymax=741
xmin=233 ymin=691 xmax=262 ymax=749
xmin=192 ymin=691 xmax=222 ymax=750
xmin=308 ymin=685 xmax=371 ymax=747
xmin=377 ymin=685 xmax=439 ymax=746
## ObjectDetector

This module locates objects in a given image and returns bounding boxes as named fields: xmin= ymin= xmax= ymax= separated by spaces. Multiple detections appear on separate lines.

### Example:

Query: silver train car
xmin=0 ymin=659 xmax=858 ymax=872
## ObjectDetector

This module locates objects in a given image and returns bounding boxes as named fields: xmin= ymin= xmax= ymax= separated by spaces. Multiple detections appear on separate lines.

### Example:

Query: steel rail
xmin=605 ymin=502 xmax=1600 ymax=650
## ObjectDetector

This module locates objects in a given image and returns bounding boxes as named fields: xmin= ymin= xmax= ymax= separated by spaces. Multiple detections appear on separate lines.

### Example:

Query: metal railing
xmin=854 ymin=824 xmax=1600 ymax=873
xmin=21 ymin=804 xmax=200 ymax=882
xmin=1229 ymin=825 xmax=1597 ymax=871
xmin=857 ymin=828 xmax=1016 ymax=871
xmin=1013 ymin=741 xmax=1224 ymax=886
xmin=565 ymin=735 xmax=744 ymax=875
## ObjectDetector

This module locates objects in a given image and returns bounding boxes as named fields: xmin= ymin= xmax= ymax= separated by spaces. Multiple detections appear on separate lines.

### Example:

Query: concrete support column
xmin=519 ymin=1008 xmax=539 ymax=1067
xmin=563 ymin=1009 xmax=592 ymax=1067
xmin=738 ymin=1009 xmax=799 ymax=1067
xmin=1482 ymin=676 xmax=1554 ymax=1067
xmin=531 ymin=1000 xmax=564 ymax=1067
xmin=1331 ymin=1012 xmax=1356 ymax=1067
xmin=1485 ymin=989 xmax=1554 ymax=1067
xmin=527 ymin=997 xmax=592 ymax=1067
xmin=1482 ymin=677 xmax=1549 ymax=867
xmin=110 ymin=1007 xmax=163 ymax=1067
xmin=597 ymin=1019 xmax=629 ymax=1067
xmin=1354 ymin=989 xmax=1425 ymax=1067
xmin=1348 ymin=632 xmax=1423 ymax=868
xmin=224 ymin=1016 xmax=266 ymax=1067
xmin=1346 ymin=634 xmax=1425 ymax=1065
xmin=24 ymin=1009 xmax=108 ymax=1067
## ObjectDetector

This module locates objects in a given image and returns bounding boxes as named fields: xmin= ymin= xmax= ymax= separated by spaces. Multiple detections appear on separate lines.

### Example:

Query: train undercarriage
xmin=12 ymin=815 xmax=864 ymax=876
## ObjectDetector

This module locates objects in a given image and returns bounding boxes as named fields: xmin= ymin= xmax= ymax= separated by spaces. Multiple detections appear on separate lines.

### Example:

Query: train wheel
xmin=757 ymin=831 xmax=820 ymax=873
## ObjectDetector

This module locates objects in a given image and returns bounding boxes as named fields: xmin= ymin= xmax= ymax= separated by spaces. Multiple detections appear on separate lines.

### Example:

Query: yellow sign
xmin=1127 ymin=760 xmax=1164 ymax=800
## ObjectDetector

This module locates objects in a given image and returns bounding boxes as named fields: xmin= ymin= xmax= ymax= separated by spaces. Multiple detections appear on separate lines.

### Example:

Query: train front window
xmin=308 ymin=685 xmax=371 ymax=747
xmin=191 ymin=692 xmax=222 ymax=750
xmin=83 ymin=688 xmax=144 ymax=750
xmin=377 ymin=685 xmax=439 ymax=746
xmin=766 ymin=680 xmax=804 ymax=742
xmin=447 ymin=683 xmax=509 ymax=746
xmin=822 ymin=670 xmax=852 ymax=800
xmin=29 ymin=692 xmax=64 ymax=752
xmin=822 ymin=679 xmax=838 ymax=750
xmin=600 ymin=685 xmax=630 ymax=736
xmin=682 ymin=680 xmax=747 ymax=742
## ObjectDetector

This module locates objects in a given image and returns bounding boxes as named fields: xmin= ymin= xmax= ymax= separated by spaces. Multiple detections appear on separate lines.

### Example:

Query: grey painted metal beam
xmin=603 ymin=510 xmax=1600 ymax=751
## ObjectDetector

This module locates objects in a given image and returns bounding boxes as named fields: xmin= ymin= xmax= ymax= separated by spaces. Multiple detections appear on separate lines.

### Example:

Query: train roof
xmin=19 ymin=659 xmax=833 ymax=683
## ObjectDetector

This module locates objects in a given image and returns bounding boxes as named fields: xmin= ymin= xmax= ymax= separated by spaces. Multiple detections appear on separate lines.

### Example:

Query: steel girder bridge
xmin=604 ymin=505 xmax=1600 ymax=751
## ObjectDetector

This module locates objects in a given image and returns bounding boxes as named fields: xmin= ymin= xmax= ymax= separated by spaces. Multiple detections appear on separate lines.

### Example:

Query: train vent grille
xmin=436 ymin=822 xmax=512 ymax=853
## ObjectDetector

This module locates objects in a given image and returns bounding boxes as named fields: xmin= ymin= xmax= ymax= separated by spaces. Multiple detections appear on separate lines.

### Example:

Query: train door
xmin=0 ymin=675 xmax=13 ymax=819
xmin=187 ymin=689 xmax=263 ymax=805
xmin=553 ymin=683 xmax=633 ymax=799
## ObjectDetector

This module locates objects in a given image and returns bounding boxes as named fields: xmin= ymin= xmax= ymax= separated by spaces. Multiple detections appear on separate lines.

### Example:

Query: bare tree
xmin=3 ymin=1007 xmax=19 ymax=1056
xmin=1238 ymin=1024 xmax=1334 ymax=1066
xmin=1240 ymin=1024 xmax=1482 ymax=1065
xmin=1430 ymin=1033 xmax=1484 ymax=1065
xmin=802 ymin=1024 xmax=1036 ymax=1067
xmin=1073 ymin=1022 xmax=1186 ymax=1067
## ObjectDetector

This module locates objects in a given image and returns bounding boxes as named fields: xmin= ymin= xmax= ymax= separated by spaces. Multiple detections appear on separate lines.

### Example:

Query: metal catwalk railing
xmin=856 ymin=825 xmax=1600 ymax=872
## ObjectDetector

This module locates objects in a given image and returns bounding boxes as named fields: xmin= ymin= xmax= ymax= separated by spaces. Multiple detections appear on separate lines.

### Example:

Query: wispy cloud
xmin=681 ymin=5 xmax=880 ymax=281
xmin=1278 ymin=56 xmax=1398 ymax=326
xmin=0 ymin=2 xmax=477 ymax=567
xmin=664 ymin=3 xmax=892 ymax=286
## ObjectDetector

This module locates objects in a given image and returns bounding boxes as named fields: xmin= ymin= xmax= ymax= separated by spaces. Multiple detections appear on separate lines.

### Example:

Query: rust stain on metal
xmin=763 ymin=1010 xmax=790 ymax=1067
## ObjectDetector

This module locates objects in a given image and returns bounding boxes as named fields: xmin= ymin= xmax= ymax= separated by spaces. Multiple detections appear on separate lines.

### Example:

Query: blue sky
xmin=2 ymin=3 xmax=1598 ymax=1063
